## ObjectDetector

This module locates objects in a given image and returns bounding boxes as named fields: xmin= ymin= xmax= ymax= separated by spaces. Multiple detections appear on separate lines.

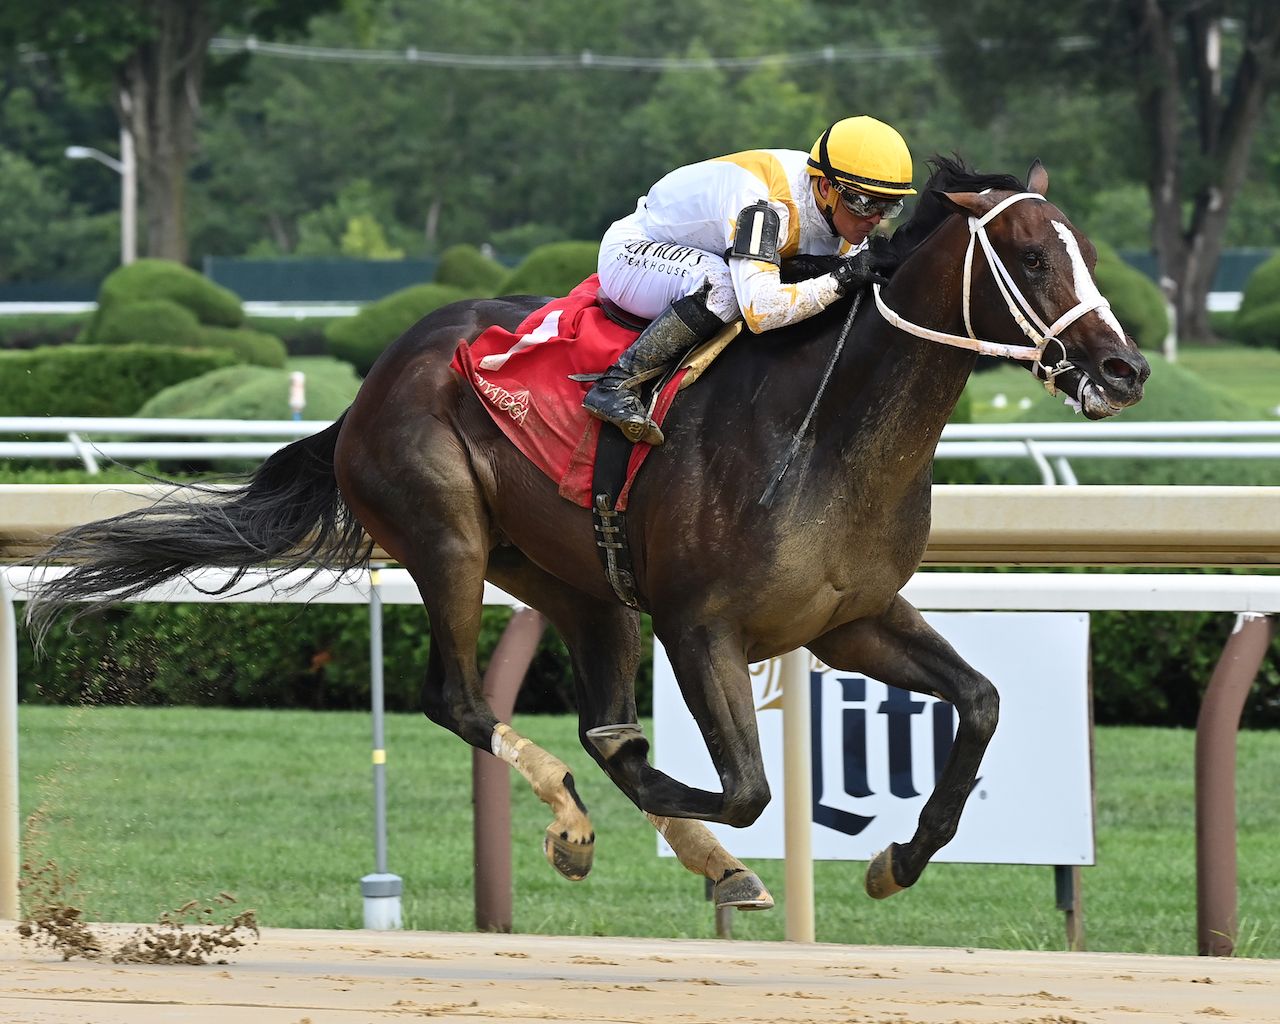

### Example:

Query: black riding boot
xmin=583 ymin=291 xmax=725 ymax=445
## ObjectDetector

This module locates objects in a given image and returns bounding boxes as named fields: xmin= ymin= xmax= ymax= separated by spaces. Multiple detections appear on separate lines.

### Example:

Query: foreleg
xmin=809 ymin=596 xmax=999 ymax=898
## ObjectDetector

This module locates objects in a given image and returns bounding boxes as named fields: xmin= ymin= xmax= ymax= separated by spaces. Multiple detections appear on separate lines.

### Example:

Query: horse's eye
xmin=1023 ymin=250 xmax=1045 ymax=271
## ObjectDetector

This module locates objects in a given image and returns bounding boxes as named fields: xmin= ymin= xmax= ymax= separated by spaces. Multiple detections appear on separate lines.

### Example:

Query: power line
xmin=208 ymin=36 xmax=955 ymax=71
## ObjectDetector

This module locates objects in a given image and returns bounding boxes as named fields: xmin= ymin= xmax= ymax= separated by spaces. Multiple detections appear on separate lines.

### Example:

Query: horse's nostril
xmin=1104 ymin=358 xmax=1135 ymax=380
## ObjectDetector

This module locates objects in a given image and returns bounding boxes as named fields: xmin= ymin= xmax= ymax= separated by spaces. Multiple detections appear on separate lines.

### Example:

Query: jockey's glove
xmin=831 ymin=236 xmax=901 ymax=296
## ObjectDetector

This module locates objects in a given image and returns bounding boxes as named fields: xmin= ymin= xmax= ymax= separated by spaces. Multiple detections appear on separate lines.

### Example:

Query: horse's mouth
xmin=1079 ymin=377 xmax=1129 ymax=419
xmin=1055 ymin=349 xmax=1148 ymax=419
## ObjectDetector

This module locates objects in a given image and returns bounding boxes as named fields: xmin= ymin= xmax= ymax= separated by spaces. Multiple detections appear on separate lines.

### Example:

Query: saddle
xmin=451 ymin=275 xmax=742 ymax=608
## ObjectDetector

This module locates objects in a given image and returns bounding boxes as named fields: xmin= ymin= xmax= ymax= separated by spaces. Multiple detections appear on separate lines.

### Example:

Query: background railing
xmin=3 ymin=416 xmax=1279 ymax=482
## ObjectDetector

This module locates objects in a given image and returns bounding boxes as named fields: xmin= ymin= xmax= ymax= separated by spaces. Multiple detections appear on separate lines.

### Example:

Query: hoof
xmin=865 ymin=845 xmax=906 ymax=900
xmin=713 ymin=869 xmax=774 ymax=911
xmin=544 ymin=827 xmax=594 ymax=881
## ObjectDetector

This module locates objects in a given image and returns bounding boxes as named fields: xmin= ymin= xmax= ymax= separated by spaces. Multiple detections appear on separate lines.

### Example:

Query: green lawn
xmin=16 ymin=706 xmax=1280 ymax=956
xmin=1176 ymin=345 xmax=1280 ymax=417
xmin=962 ymin=343 xmax=1280 ymax=424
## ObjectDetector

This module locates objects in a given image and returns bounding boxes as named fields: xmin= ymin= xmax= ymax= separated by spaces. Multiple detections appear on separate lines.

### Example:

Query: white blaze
xmin=1051 ymin=221 xmax=1126 ymax=342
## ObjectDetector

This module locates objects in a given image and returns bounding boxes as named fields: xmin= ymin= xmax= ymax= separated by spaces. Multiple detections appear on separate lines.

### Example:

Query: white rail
xmin=2 ymin=417 xmax=1279 ymax=481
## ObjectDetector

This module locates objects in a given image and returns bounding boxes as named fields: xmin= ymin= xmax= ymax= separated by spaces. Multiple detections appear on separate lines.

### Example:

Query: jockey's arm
xmin=730 ymin=258 xmax=845 ymax=334
xmin=722 ymin=198 xmax=863 ymax=334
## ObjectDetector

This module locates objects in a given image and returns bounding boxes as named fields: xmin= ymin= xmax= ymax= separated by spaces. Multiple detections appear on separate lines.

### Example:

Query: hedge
xmin=1237 ymin=251 xmax=1280 ymax=316
xmin=135 ymin=362 xmax=359 ymax=423
xmin=17 ymin=602 xmax=584 ymax=716
xmin=1233 ymin=253 xmax=1280 ymax=347
xmin=434 ymin=243 xmax=507 ymax=291
xmin=497 ymin=241 xmax=600 ymax=299
xmin=85 ymin=298 xmax=203 ymax=347
xmin=1094 ymin=241 xmax=1169 ymax=349
xmin=197 ymin=326 xmax=289 ymax=367
xmin=13 ymin=591 xmax=1278 ymax=728
xmin=0 ymin=344 xmax=235 ymax=417
xmin=1233 ymin=300 xmax=1280 ymax=348
xmin=324 ymin=283 xmax=476 ymax=375
xmin=92 ymin=258 xmax=244 ymax=331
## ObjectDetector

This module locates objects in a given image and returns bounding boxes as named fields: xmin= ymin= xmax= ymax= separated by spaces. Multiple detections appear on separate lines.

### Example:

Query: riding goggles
xmin=836 ymin=187 xmax=904 ymax=220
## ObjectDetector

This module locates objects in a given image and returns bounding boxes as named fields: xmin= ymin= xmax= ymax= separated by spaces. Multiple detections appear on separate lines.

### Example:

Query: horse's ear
xmin=932 ymin=190 xmax=1000 ymax=220
xmin=1027 ymin=159 xmax=1049 ymax=196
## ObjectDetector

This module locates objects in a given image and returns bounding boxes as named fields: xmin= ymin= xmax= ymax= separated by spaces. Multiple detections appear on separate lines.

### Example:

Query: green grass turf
xmin=1175 ymin=345 xmax=1280 ymax=418
xmin=16 ymin=706 xmax=1280 ymax=956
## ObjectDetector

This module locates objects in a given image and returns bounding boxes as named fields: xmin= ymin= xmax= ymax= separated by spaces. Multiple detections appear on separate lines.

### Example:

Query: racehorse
xmin=27 ymin=156 xmax=1149 ymax=912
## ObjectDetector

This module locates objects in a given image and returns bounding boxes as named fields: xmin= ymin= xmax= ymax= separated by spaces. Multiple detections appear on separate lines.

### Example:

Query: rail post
xmin=473 ymin=606 xmax=544 ymax=932
xmin=360 ymin=563 xmax=402 ymax=929
xmin=1195 ymin=612 xmax=1275 ymax=956
xmin=0 ymin=574 xmax=18 ymax=919
xmin=781 ymin=649 xmax=814 ymax=942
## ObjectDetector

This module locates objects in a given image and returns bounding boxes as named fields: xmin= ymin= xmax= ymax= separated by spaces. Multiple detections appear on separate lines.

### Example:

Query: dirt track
xmin=2 ymin=923 xmax=1278 ymax=1023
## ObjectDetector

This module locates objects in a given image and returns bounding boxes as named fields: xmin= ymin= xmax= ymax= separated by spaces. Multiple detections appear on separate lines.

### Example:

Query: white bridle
xmin=871 ymin=191 xmax=1112 ymax=395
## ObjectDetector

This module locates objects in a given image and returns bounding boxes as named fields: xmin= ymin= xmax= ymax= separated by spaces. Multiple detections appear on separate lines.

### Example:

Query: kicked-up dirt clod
xmin=16 ymin=859 xmax=258 ymax=965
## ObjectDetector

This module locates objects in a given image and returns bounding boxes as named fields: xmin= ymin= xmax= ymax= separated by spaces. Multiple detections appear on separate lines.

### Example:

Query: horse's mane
xmin=887 ymin=154 xmax=1024 ymax=257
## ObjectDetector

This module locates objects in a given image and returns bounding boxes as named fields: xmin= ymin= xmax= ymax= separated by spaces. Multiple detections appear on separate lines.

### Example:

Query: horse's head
xmin=937 ymin=162 xmax=1150 ymax=419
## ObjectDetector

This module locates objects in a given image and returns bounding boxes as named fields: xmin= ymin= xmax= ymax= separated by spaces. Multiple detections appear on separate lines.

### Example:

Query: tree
xmin=0 ymin=1 xmax=342 ymax=264
xmin=916 ymin=0 xmax=1280 ymax=342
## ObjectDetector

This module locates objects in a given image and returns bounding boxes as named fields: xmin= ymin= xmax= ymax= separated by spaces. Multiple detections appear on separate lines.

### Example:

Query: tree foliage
xmin=914 ymin=0 xmax=1280 ymax=341
xmin=1 ymin=0 xmax=1277 ymax=306
xmin=0 ymin=0 xmax=344 ymax=262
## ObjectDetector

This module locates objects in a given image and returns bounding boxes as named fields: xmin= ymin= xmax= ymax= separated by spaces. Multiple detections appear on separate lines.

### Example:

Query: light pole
xmin=65 ymin=128 xmax=137 ymax=265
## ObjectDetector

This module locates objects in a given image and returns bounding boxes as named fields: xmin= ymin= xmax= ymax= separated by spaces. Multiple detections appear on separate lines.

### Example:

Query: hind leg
xmin=809 ymin=595 xmax=999 ymax=898
xmin=333 ymin=306 xmax=595 ymax=879
xmin=488 ymin=550 xmax=772 ymax=911
xmin=354 ymin=477 xmax=595 ymax=877
xmin=420 ymin=630 xmax=595 ymax=881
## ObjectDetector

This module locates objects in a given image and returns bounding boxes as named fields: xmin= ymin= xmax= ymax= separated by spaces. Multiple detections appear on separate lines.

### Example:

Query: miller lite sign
xmin=653 ymin=612 xmax=1093 ymax=865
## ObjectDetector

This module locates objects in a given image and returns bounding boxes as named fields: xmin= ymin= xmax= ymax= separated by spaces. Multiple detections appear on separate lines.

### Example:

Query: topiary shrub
xmin=1238 ymin=251 xmax=1280 ymax=313
xmin=86 ymin=298 xmax=203 ymax=347
xmin=1233 ymin=300 xmax=1280 ymax=348
xmin=135 ymin=363 xmax=359 ymax=423
xmin=434 ymin=243 xmax=507 ymax=292
xmin=86 ymin=299 xmax=285 ymax=367
xmin=0 ymin=344 xmax=235 ymax=416
xmin=1233 ymin=252 xmax=1280 ymax=347
xmin=198 ymin=326 xmax=289 ymax=367
xmin=497 ymin=241 xmax=600 ymax=299
xmin=91 ymin=258 xmax=244 ymax=332
xmin=324 ymin=283 xmax=475 ymax=375
xmin=1094 ymin=241 xmax=1169 ymax=349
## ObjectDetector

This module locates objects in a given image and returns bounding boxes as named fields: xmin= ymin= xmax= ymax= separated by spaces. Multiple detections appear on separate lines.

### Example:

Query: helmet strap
xmin=813 ymin=178 xmax=839 ymax=233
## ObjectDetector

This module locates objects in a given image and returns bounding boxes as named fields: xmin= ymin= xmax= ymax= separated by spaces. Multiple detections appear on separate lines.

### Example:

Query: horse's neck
xmin=819 ymin=221 xmax=978 ymax=473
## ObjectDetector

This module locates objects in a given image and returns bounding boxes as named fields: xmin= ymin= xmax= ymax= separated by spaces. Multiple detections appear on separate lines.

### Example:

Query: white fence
xmin=3 ymin=417 xmax=1280 ymax=483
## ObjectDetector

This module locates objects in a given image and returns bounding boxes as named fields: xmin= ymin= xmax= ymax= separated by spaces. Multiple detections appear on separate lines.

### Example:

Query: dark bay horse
xmin=28 ymin=157 xmax=1149 ymax=911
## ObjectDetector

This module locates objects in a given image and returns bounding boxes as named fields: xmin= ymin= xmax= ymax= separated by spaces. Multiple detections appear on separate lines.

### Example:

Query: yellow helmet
xmin=807 ymin=116 xmax=916 ymax=199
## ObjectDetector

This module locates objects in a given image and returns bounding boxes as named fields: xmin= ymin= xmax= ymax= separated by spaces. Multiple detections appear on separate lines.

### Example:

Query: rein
xmin=758 ymin=289 xmax=862 ymax=507
xmin=872 ymin=192 xmax=1110 ymax=398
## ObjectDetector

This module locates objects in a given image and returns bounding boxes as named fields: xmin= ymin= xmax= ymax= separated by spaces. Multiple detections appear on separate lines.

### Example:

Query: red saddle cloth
xmin=450 ymin=275 xmax=687 ymax=510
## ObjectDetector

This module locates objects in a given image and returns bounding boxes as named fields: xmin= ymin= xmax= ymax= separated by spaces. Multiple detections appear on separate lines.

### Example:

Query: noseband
xmin=872 ymin=192 xmax=1112 ymax=396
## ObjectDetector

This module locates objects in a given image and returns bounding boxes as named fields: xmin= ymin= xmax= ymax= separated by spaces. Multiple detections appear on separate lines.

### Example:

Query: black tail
xmin=25 ymin=413 xmax=371 ymax=642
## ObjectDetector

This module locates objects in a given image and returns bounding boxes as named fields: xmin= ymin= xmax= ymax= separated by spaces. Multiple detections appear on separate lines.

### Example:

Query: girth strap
xmin=590 ymin=424 xmax=641 ymax=609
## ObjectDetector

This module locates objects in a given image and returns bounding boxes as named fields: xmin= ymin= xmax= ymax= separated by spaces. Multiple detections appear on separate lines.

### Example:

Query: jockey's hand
xmin=831 ymin=236 xmax=900 ymax=296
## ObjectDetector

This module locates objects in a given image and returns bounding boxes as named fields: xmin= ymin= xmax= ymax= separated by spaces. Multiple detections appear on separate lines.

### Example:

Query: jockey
xmin=584 ymin=115 xmax=916 ymax=445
